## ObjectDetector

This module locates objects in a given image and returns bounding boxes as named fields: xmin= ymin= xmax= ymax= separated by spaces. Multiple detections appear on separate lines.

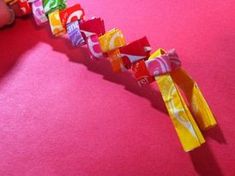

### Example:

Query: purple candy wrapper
xmin=67 ymin=21 xmax=85 ymax=46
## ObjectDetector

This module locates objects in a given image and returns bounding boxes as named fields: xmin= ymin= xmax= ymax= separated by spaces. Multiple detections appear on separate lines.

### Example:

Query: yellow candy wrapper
xmin=48 ymin=9 xmax=66 ymax=36
xmin=99 ymin=28 xmax=126 ymax=53
xmin=150 ymin=49 xmax=205 ymax=152
xmin=170 ymin=68 xmax=217 ymax=130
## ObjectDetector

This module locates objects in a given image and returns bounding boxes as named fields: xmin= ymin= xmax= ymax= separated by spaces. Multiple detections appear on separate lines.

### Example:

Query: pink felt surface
xmin=0 ymin=0 xmax=235 ymax=175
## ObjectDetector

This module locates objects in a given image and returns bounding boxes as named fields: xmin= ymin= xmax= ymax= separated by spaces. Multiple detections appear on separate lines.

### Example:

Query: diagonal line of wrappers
xmin=6 ymin=0 xmax=217 ymax=152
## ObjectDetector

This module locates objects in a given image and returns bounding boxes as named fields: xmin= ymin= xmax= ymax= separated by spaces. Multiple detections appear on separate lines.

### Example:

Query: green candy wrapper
xmin=43 ymin=0 xmax=66 ymax=14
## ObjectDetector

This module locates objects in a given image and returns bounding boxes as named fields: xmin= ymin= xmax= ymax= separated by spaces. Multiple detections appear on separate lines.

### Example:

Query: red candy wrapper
xmin=11 ymin=0 xmax=31 ymax=16
xmin=132 ymin=60 xmax=155 ymax=87
xmin=60 ymin=4 xmax=85 ymax=28
xmin=87 ymin=35 xmax=105 ymax=59
xmin=79 ymin=18 xmax=105 ymax=39
xmin=119 ymin=37 xmax=151 ymax=69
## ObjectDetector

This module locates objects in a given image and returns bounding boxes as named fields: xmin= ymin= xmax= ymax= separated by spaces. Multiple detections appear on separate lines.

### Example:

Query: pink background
xmin=1 ymin=0 xmax=235 ymax=175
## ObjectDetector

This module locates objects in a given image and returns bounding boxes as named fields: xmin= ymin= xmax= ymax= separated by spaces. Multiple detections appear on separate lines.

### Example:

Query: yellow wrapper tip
xmin=170 ymin=69 xmax=217 ymax=131
xmin=150 ymin=49 xmax=206 ymax=152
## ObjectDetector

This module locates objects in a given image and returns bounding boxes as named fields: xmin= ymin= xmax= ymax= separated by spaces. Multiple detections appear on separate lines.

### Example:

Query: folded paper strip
xmin=67 ymin=21 xmax=85 ymax=46
xmin=48 ymin=9 xmax=65 ymax=36
xmin=31 ymin=0 xmax=47 ymax=25
xmin=6 ymin=0 xmax=217 ymax=152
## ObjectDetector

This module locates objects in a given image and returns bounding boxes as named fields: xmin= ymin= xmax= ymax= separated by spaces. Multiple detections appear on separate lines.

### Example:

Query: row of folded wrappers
xmin=5 ymin=0 xmax=218 ymax=152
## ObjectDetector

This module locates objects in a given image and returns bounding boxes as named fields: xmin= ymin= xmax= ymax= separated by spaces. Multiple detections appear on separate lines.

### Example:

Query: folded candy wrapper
xmin=4 ymin=0 xmax=217 ymax=152
xmin=148 ymin=49 xmax=216 ymax=151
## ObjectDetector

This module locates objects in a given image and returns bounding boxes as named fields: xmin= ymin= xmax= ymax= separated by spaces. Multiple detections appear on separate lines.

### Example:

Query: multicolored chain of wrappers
xmin=5 ymin=0 xmax=217 ymax=152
